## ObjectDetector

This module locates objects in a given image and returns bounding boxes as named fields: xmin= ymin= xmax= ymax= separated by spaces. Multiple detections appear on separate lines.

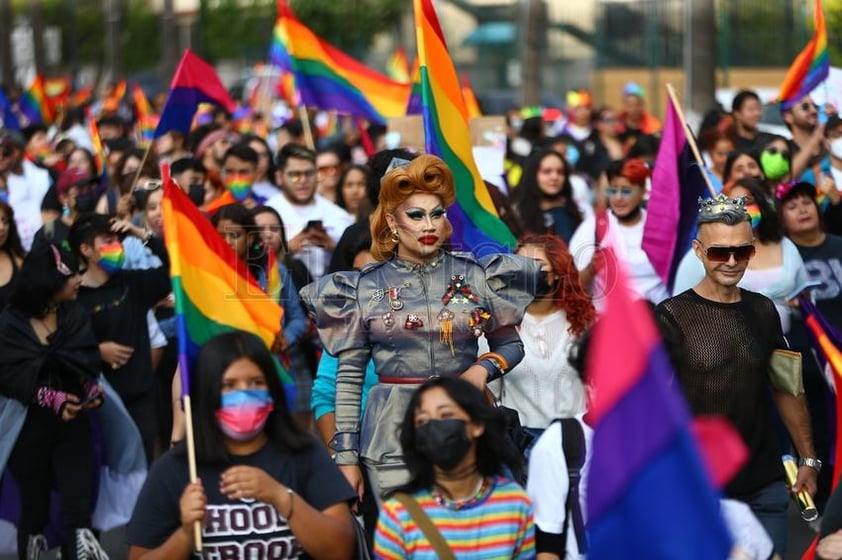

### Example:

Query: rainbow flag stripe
xmin=161 ymin=179 xmax=293 ymax=400
xmin=406 ymin=58 xmax=422 ymax=115
xmin=778 ymin=0 xmax=829 ymax=108
xmin=414 ymin=0 xmax=515 ymax=255
xmin=19 ymin=74 xmax=54 ymax=125
xmin=87 ymin=116 xmax=106 ymax=180
xmin=273 ymin=0 xmax=410 ymax=124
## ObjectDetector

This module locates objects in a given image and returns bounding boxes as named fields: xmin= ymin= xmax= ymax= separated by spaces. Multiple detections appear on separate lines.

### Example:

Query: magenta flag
xmin=642 ymin=99 xmax=709 ymax=292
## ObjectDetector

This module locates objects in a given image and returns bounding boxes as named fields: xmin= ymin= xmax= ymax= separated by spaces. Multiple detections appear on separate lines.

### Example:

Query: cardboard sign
xmin=386 ymin=116 xmax=426 ymax=153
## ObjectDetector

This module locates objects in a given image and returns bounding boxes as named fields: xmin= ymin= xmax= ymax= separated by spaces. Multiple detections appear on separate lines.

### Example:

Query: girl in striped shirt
xmin=374 ymin=377 xmax=535 ymax=559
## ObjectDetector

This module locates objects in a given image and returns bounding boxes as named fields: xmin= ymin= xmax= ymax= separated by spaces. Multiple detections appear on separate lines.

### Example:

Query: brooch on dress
xmin=469 ymin=307 xmax=491 ymax=338
xmin=442 ymin=274 xmax=479 ymax=306
xmin=404 ymin=313 xmax=424 ymax=330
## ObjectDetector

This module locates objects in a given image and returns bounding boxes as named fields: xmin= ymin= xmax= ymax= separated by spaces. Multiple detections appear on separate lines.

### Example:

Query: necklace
xmin=432 ymin=476 xmax=490 ymax=511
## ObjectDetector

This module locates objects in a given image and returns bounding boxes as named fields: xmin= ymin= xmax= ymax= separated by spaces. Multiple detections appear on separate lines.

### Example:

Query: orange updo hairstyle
xmin=618 ymin=158 xmax=650 ymax=186
xmin=517 ymin=234 xmax=595 ymax=337
xmin=370 ymin=154 xmax=456 ymax=261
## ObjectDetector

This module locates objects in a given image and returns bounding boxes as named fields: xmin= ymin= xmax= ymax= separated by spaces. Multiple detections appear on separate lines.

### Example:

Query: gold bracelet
xmin=285 ymin=488 xmax=295 ymax=521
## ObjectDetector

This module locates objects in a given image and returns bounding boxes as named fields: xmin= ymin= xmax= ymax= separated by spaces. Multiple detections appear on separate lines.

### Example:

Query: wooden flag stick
xmin=665 ymin=84 xmax=718 ymax=198
xmin=298 ymin=106 xmax=316 ymax=150
xmin=182 ymin=394 xmax=203 ymax=552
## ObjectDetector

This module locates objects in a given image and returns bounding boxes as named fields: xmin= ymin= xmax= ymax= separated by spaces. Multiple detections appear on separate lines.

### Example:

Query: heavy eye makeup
xmin=405 ymin=208 xmax=446 ymax=220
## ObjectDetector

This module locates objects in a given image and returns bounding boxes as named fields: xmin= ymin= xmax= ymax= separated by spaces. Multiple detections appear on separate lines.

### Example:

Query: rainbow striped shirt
xmin=374 ymin=476 xmax=536 ymax=559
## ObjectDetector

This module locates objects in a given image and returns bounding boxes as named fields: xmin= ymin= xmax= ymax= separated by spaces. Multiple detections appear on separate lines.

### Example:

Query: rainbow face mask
xmin=98 ymin=241 xmax=125 ymax=274
xmin=224 ymin=174 xmax=254 ymax=202
xmin=215 ymin=389 xmax=274 ymax=441
xmin=744 ymin=202 xmax=762 ymax=230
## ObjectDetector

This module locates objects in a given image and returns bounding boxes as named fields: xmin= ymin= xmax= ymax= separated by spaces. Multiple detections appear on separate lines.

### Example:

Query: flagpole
xmin=130 ymin=142 xmax=153 ymax=194
xmin=665 ymin=84 xmax=717 ymax=198
xmin=298 ymin=106 xmax=315 ymax=150
xmin=180 ymin=394 xmax=203 ymax=551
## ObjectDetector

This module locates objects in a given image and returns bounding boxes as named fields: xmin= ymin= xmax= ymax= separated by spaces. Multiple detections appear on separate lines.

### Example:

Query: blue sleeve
xmin=279 ymin=264 xmax=307 ymax=347
xmin=311 ymin=352 xmax=339 ymax=420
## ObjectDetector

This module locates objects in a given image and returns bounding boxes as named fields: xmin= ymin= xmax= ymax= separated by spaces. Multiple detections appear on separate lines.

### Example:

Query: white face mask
xmin=830 ymin=138 xmax=842 ymax=160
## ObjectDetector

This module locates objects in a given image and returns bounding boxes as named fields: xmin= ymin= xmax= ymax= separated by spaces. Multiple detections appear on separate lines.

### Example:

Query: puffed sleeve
xmin=300 ymin=271 xmax=371 ymax=463
xmin=479 ymin=253 xmax=542 ymax=330
xmin=299 ymin=271 xmax=367 ymax=356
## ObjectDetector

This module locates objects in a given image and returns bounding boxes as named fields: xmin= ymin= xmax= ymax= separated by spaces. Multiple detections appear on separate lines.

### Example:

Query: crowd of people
xmin=0 ymin=77 xmax=840 ymax=560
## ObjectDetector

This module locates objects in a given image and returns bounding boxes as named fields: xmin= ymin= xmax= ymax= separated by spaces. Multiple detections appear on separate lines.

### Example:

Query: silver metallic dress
xmin=301 ymin=250 xmax=540 ymax=497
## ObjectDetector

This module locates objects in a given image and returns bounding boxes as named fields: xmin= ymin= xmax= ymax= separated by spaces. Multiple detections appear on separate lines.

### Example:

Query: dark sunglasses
xmin=800 ymin=102 xmax=819 ymax=113
xmin=698 ymin=242 xmax=756 ymax=263
xmin=764 ymin=146 xmax=790 ymax=158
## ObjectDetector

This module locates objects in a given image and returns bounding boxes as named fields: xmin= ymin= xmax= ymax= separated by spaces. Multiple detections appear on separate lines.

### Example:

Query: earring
xmin=390 ymin=229 xmax=400 ymax=243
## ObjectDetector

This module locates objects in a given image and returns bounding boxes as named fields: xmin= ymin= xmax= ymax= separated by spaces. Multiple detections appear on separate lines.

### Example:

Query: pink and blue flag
xmin=586 ymin=259 xmax=732 ymax=558
xmin=154 ymin=49 xmax=237 ymax=138
xmin=642 ymin=96 xmax=710 ymax=292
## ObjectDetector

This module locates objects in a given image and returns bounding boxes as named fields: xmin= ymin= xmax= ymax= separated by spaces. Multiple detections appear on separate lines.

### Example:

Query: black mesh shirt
xmin=656 ymin=288 xmax=786 ymax=498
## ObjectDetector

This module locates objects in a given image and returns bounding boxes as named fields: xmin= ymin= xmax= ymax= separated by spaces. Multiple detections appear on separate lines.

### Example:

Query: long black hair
xmin=190 ymin=331 xmax=313 ymax=464
xmin=397 ymin=377 xmax=523 ymax=494
xmin=731 ymin=177 xmax=783 ymax=244
xmin=211 ymin=203 xmax=266 ymax=282
xmin=512 ymin=149 xmax=582 ymax=236
xmin=0 ymin=201 xmax=24 ymax=261
xmin=8 ymin=244 xmax=79 ymax=318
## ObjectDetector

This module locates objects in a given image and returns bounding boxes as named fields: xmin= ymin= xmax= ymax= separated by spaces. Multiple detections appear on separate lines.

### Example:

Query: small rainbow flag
xmin=132 ymin=82 xmax=158 ymax=145
xmin=273 ymin=0 xmax=410 ymax=125
xmin=267 ymin=251 xmax=282 ymax=302
xmin=71 ymin=85 xmax=94 ymax=107
xmin=87 ymin=116 xmax=106 ymax=180
xmin=461 ymin=73 xmax=482 ymax=120
xmin=778 ymin=0 xmax=829 ymax=108
xmin=414 ymin=0 xmax=515 ymax=255
xmin=161 ymin=178 xmax=294 ymax=402
xmin=19 ymin=74 xmax=54 ymax=125
xmin=386 ymin=47 xmax=411 ymax=83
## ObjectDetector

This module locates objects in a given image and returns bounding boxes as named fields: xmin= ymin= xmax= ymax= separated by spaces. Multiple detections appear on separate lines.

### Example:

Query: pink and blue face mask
xmin=215 ymin=389 xmax=274 ymax=441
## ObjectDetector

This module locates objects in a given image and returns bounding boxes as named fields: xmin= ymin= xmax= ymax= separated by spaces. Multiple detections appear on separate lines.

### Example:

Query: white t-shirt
xmin=265 ymin=192 xmax=354 ymax=279
xmin=568 ymin=210 xmax=670 ymax=309
xmin=8 ymin=160 xmax=51 ymax=251
xmin=527 ymin=417 xmax=592 ymax=560
xmin=487 ymin=310 xmax=585 ymax=428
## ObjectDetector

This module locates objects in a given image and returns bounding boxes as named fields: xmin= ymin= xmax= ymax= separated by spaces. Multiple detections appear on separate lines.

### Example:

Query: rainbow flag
xmin=19 ymin=74 xmax=54 ymax=125
xmin=274 ymin=0 xmax=410 ymax=125
xmin=587 ymin=257 xmax=732 ymax=558
xmin=414 ymin=0 xmax=515 ymax=255
xmin=161 ymin=178 xmax=294 ymax=401
xmin=267 ymin=251 xmax=282 ymax=302
xmin=799 ymin=297 xmax=842 ymax=559
xmin=778 ymin=0 xmax=829 ymax=108
xmin=71 ymin=85 xmax=94 ymax=107
xmin=87 ymin=116 xmax=106 ymax=179
xmin=406 ymin=57 xmax=422 ymax=115
xmin=155 ymin=49 xmax=237 ymax=138
xmin=132 ymin=82 xmax=158 ymax=145
xmin=387 ymin=47 xmax=411 ymax=83
xmin=461 ymin=73 xmax=482 ymax=119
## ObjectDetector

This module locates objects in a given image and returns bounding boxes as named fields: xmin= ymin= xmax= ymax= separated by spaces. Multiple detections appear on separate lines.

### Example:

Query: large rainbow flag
xmin=272 ymin=0 xmax=410 ymax=124
xmin=414 ymin=0 xmax=515 ymax=255
xmin=587 ymin=258 xmax=732 ymax=558
xmin=161 ymin=179 xmax=294 ymax=402
xmin=778 ymin=0 xmax=829 ymax=108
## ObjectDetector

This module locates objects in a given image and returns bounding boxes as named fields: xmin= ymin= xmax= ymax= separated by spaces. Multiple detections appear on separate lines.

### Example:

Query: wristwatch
xmin=798 ymin=457 xmax=823 ymax=473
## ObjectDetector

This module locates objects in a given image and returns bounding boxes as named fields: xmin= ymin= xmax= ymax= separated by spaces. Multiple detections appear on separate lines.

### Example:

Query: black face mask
xmin=416 ymin=418 xmax=471 ymax=471
xmin=74 ymin=191 xmax=98 ymax=213
xmin=534 ymin=275 xmax=559 ymax=298
xmin=188 ymin=183 xmax=205 ymax=206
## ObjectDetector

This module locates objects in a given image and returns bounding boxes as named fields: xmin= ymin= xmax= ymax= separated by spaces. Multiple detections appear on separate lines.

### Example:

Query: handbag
xmin=352 ymin=514 xmax=372 ymax=560
xmin=485 ymin=384 xmax=535 ymax=454
xmin=392 ymin=493 xmax=456 ymax=560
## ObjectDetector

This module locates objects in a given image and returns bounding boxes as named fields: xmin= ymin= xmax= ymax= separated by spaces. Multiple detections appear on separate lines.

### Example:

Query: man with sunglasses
xmin=783 ymin=95 xmax=828 ymax=180
xmin=656 ymin=195 xmax=817 ymax=557
xmin=268 ymin=144 xmax=353 ymax=279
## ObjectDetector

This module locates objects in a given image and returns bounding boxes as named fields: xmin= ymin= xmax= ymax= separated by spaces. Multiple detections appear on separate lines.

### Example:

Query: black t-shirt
xmin=656 ymin=289 xmax=786 ymax=497
xmin=796 ymin=235 xmax=842 ymax=329
xmin=30 ymin=218 xmax=71 ymax=253
xmin=126 ymin=441 xmax=356 ymax=559
xmin=75 ymin=237 xmax=171 ymax=400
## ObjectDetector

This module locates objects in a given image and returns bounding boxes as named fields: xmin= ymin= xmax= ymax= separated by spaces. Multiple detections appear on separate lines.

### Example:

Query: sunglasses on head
xmin=697 ymin=241 xmax=756 ymax=263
